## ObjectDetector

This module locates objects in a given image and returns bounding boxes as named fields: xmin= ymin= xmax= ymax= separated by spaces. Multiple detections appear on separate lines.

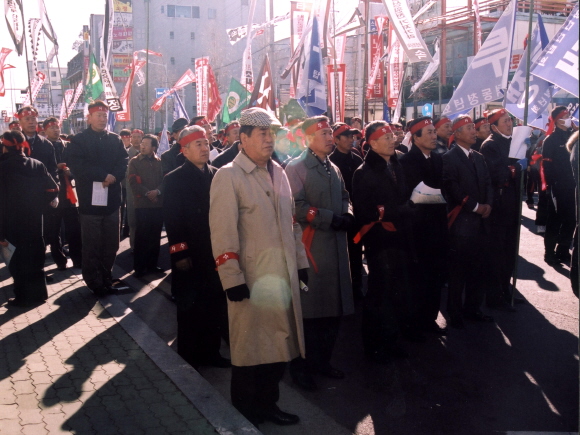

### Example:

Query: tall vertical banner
xmin=206 ymin=61 xmax=222 ymax=122
xmin=241 ymin=0 xmax=257 ymax=91
xmin=100 ymin=0 xmax=122 ymax=111
xmin=290 ymin=1 xmax=312 ymax=98
xmin=443 ymin=0 xmax=517 ymax=116
xmin=66 ymin=81 xmax=84 ymax=118
xmin=387 ymin=24 xmax=404 ymax=107
xmin=473 ymin=0 xmax=482 ymax=52
xmin=382 ymin=0 xmax=433 ymax=63
xmin=327 ymin=64 xmax=346 ymax=122
xmin=195 ymin=57 xmax=209 ymax=117
xmin=59 ymin=88 xmax=74 ymax=121
xmin=116 ymin=58 xmax=145 ymax=122
xmin=366 ymin=17 xmax=386 ymax=99
xmin=296 ymin=17 xmax=327 ymax=117
xmin=4 ymin=0 xmax=24 ymax=55
xmin=21 ymin=71 xmax=46 ymax=105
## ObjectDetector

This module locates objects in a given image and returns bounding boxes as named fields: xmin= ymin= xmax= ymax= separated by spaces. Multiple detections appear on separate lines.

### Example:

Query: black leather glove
xmin=340 ymin=213 xmax=356 ymax=231
xmin=298 ymin=268 xmax=309 ymax=286
xmin=330 ymin=214 xmax=344 ymax=231
xmin=226 ymin=284 xmax=250 ymax=302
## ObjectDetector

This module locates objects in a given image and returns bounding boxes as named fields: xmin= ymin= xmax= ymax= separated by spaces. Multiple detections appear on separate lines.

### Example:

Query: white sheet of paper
xmin=92 ymin=182 xmax=108 ymax=206
xmin=509 ymin=126 xmax=533 ymax=159
xmin=410 ymin=181 xmax=447 ymax=204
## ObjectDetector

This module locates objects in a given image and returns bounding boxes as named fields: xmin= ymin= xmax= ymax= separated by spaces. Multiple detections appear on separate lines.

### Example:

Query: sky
xmin=0 ymin=0 xmax=471 ymax=113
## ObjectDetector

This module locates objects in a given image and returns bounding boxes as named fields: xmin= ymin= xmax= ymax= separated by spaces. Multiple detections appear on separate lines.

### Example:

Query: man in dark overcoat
xmin=163 ymin=125 xmax=229 ymax=369
xmin=0 ymin=131 xmax=58 ymax=306
xmin=399 ymin=117 xmax=448 ymax=337
xmin=351 ymin=122 xmax=414 ymax=363
xmin=442 ymin=116 xmax=494 ymax=328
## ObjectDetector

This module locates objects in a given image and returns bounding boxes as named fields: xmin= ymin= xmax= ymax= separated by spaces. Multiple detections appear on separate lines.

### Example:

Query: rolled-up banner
xmin=327 ymin=63 xmax=346 ymax=123
xmin=66 ymin=81 xmax=84 ymax=118
xmin=382 ymin=0 xmax=433 ymax=63
xmin=59 ymin=88 xmax=74 ymax=121
xmin=195 ymin=57 xmax=209 ymax=116
xmin=366 ymin=17 xmax=386 ymax=99
xmin=100 ymin=0 xmax=122 ymax=111
xmin=5 ymin=0 xmax=25 ymax=55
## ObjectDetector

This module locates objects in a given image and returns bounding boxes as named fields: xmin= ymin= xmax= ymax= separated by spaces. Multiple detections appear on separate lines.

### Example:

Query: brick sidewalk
xmin=0 ymin=266 xmax=217 ymax=435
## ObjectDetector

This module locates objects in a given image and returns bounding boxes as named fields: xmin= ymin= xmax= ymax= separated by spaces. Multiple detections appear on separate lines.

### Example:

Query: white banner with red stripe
xmin=327 ymin=63 xmax=346 ymax=122
xmin=387 ymin=23 xmax=404 ymax=108
xmin=195 ymin=58 xmax=209 ymax=117
xmin=151 ymin=68 xmax=196 ymax=112
xmin=21 ymin=71 xmax=46 ymax=106
xmin=66 ymin=81 xmax=84 ymax=118
xmin=59 ymin=88 xmax=74 ymax=121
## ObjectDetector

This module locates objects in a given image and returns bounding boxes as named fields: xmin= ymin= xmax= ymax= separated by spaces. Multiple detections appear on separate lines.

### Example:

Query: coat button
xmin=266 ymin=191 xmax=271 ymax=196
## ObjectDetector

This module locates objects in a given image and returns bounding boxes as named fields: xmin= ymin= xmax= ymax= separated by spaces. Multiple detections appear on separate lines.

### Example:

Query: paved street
xmin=0 ymin=200 xmax=578 ymax=434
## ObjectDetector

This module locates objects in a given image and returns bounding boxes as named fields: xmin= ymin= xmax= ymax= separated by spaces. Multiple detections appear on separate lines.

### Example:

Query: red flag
xmin=0 ymin=47 xmax=13 ymax=97
xmin=249 ymin=55 xmax=275 ymax=113
xmin=151 ymin=68 xmax=196 ymax=112
xmin=206 ymin=62 xmax=222 ymax=122
xmin=116 ymin=60 xmax=145 ymax=122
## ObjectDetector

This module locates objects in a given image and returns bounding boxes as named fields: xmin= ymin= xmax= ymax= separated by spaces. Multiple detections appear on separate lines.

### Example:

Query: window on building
xmin=51 ymin=71 xmax=56 ymax=77
xmin=167 ymin=5 xmax=194 ymax=18
xmin=170 ymin=31 xmax=174 ymax=39
xmin=175 ymin=5 xmax=191 ymax=17
xmin=161 ymin=5 xmax=164 ymax=13
xmin=51 ymin=81 xmax=57 ymax=86
xmin=167 ymin=5 xmax=175 ymax=17
xmin=192 ymin=6 xmax=200 ymax=18
xmin=170 ymin=57 xmax=175 ymax=65
xmin=190 ymin=32 xmax=195 ymax=40
xmin=208 ymin=8 xmax=216 ymax=19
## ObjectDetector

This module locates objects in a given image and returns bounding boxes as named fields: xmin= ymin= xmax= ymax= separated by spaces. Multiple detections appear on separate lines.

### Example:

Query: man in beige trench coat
xmin=209 ymin=108 xmax=310 ymax=427
xmin=285 ymin=116 xmax=355 ymax=391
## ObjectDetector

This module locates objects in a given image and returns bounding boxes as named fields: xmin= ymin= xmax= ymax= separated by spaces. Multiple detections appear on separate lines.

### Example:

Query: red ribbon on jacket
xmin=21 ymin=140 xmax=31 ymax=156
xmin=538 ymin=156 xmax=552 ymax=191
xmin=215 ymin=252 xmax=239 ymax=268
xmin=447 ymin=196 xmax=469 ymax=229
xmin=61 ymin=166 xmax=77 ymax=204
xmin=301 ymin=207 xmax=319 ymax=273
xmin=353 ymin=205 xmax=396 ymax=244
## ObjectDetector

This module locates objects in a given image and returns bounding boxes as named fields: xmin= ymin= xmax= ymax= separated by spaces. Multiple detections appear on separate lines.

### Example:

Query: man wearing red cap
xmin=210 ymin=122 xmax=243 ymax=168
xmin=329 ymin=122 xmax=364 ymax=300
xmin=433 ymin=116 xmax=452 ymax=154
xmin=8 ymin=120 xmax=20 ymax=131
xmin=472 ymin=117 xmax=490 ymax=152
xmin=0 ymin=130 xmax=58 ymax=306
xmin=67 ymin=100 xmax=129 ymax=297
xmin=542 ymin=106 xmax=578 ymax=265
xmin=479 ymin=108 xmax=527 ymax=309
xmin=351 ymin=121 xmax=415 ymax=362
xmin=164 ymin=125 xmax=229 ymax=370
xmin=399 ymin=116 xmax=448 ymax=337
xmin=43 ymin=117 xmax=82 ymax=270
xmin=286 ymin=116 xmax=354 ymax=391
xmin=442 ymin=115 xmax=494 ymax=328
xmin=17 ymin=105 xmax=58 ymax=185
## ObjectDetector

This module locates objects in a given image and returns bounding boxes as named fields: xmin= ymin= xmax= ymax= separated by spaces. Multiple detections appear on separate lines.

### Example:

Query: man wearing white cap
xmin=209 ymin=107 xmax=308 ymax=427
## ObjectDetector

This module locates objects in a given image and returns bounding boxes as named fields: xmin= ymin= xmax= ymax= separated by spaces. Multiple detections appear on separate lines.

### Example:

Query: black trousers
xmin=362 ymin=246 xmax=411 ymax=354
xmin=231 ymin=362 xmax=286 ymax=422
xmin=571 ymin=228 xmax=578 ymax=298
xmin=79 ymin=211 xmax=120 ymax=291
xmin=176 ymin=290 xmax=228 ymax=366
xmin=134 ymin=207 xmax=163 ymax=273
xmin=535 ymin=188 xmax=549 ymax=226
xmin=9 ymin=238 xmax=48 ymax=304
xmin=44 ymin=207 xmax=82 ymax=267
xmin=545 ymin=187 xmax=576 ymax=256
xmin=486 ymin=223 xmax=518 ymax=306
xmin=447 ymin=232 xmax=487 ymax=319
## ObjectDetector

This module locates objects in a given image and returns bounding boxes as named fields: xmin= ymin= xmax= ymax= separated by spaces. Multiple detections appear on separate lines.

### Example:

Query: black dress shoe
xmin=263 ymin=406 xmax=300 ymax=426
xmin=422 ymin=322 xmax=448 ymax=336
xmin=464 ymin=311 xmax=494 ymax=322
xmin=318 ymin=366 xmax=345 ymax=379
xmin=7 ymin=298 xmax=44 ymax=308
xmin=290 ymin=369 xmax=318 ymax=391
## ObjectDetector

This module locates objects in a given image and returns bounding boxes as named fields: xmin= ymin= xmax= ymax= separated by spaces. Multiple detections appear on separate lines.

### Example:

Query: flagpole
xmin=41 ymin=34 xmax=55 ymax=116
xmin=145 ymin=0 xmax=150 ymax=132
xmin=511 ymin=0 xmax=535 ymax=307
xmin=22 ymin=6 xmax=33 ymax=104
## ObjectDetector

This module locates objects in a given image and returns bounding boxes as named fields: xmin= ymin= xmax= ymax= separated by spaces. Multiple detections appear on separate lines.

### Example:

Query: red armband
xmin=306 ymin=207 xmax=318 ymax=223
xmin=215 ymin=252 xmax=239 ymax=268
xmin=169 ymin=243 xmax=188 ymax=254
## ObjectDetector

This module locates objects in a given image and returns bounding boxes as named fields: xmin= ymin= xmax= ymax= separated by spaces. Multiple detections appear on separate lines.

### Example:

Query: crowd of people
xmin=0 ymin=101 xmax=578 ymax=428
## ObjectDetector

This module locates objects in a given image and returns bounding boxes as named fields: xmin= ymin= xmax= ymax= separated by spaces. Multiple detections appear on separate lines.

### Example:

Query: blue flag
xmin=107 ymin=110 xmax=116 ymax=132
xmin=443 ymin=0 xmax=517 ymax=116
xmin=505 ymin=14 xmax=555 ymax=123
xmin=173 ymin=92 xmax=189 ymax=121
xmin=531 ymin=3 xmax=579 ymax=97
xmin=296 ymin=17 xmax=327 ymax=117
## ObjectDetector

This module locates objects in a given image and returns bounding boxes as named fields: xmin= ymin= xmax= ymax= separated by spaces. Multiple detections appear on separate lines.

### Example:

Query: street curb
xmin=99 ymin=292 xmax=260 ymax=435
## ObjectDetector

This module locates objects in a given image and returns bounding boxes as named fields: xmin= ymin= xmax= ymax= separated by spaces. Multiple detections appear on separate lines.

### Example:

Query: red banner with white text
xmin=327 ymin=64 xmax=346 ymax=123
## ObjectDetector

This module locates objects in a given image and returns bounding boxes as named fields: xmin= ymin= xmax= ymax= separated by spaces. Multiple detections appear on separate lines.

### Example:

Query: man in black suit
xmin=479 ymin=109 xmax=527 ymax=309
xmin=442 ymin=116 xmax=494 ymax=328
xmin=163 ymin=125 xmax=230 ymax=369
xmin=399 ymin=117 xmax=448 ymax=338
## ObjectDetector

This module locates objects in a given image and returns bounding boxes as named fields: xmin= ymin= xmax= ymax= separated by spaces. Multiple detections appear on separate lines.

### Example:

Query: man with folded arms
xmin=210 ymin=108 xmax=307 ymax=427
xmin=443 ymin=116 xmax=494 ymax=328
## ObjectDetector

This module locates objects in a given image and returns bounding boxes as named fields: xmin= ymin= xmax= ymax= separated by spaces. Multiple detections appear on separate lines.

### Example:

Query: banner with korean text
xmin=327 ymin=63 xmax=346 ymax=122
